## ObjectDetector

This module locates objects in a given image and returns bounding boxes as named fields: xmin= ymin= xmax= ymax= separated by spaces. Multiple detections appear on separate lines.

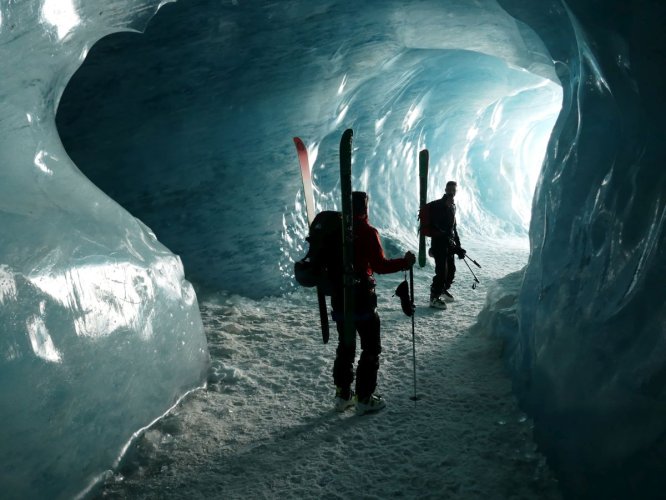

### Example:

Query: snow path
xmin=98 ymin=244 xmax=561 ymax=499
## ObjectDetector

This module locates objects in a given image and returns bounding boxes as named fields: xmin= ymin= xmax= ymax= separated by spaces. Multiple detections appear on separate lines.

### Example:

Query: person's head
xmin=352 ymin=191 xmax=368 ymax=217
xmin=445 ymin=181 xmax=457 ymax=198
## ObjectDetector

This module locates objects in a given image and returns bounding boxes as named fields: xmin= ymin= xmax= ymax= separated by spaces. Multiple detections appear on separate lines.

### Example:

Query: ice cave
xmin=0 ymin=0 xmax=664 ymax=498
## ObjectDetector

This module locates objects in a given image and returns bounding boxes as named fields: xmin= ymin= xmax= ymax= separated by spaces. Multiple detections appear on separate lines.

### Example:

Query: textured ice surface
xmin=496 ymin=1 xmax=666 ymax=496
xmin=0 ymin=1 xmax=208 ymax=499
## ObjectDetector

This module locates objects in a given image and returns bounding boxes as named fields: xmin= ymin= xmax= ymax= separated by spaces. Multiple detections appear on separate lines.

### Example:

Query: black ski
xmin=339 ymin=129 xmax=355 ymax=348
xmin=418 ymin=149 xmax=429 ymax=268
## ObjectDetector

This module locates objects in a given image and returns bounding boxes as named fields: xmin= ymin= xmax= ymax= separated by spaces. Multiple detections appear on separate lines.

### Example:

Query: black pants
xmin=331 ymin=285 xmax=381 ymax=400
xmin=431 ymin=248 xmax=456 ymax=298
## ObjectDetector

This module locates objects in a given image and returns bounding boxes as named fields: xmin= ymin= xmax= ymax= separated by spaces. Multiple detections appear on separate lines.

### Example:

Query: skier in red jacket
xmin=331 ymin=191 xmax=416 ymax=415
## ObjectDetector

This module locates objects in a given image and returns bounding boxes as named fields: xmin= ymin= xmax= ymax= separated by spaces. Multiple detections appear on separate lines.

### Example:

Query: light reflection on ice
xmin=334 ymin=103 xmax=349 ymax=126
xmin=337 ymin=74 xmax=347 ymax=95
xmin=33 ymin=151 xmax=54 ymax=175
xmin=26 ymin=314 xmax=62 ymax=363
xmin=466 ymin=125 xmax=479 ymax=141
xmin=402 ymin=102 xmax=423 ymax=132
xmin=0 ymin=265 xmax=18 ymax=305
xmin=375 ymin=114 xmax=388 ymax=134
xmin=40 ymin=0 xmax=80 ymax=40
xmin=489 ymin=103 xmax=503 ymax=131
xmin=26 ymin=258 xmax=188 ymax=340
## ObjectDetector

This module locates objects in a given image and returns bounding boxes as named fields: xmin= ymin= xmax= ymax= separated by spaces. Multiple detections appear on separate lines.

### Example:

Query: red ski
xmin=293 ymin=137 xmax=330 ymax=344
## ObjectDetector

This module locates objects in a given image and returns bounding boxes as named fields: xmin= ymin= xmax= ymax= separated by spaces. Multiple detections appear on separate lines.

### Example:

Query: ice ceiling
xmin=1 ymin=0 xmax=665 ymax=498
xmin=56 ymin=0 xmax=562 ymax=297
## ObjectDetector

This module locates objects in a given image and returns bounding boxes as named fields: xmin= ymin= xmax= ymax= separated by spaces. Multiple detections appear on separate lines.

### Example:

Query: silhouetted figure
xmin=429 ymin=181 xmax=466 ymax=309
xmin=331 ymin=191 xmax=416 ymax=415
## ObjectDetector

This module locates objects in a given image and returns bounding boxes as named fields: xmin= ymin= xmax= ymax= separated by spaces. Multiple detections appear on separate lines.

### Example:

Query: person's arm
xmin=367 ymin=227 xmax=410 ymax=274
xmin=453 ymin=222 xmax=461 ymax=247
xmin=452 ymin=223 xmax=466 ymax=258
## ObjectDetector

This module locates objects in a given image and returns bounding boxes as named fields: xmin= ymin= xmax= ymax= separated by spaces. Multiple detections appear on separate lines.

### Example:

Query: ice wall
xmin=494 ymin=0 xmax=666 ymax=496
xmin=56 ymin=0 xmax=561 ymax=297
xmin=0 ymin=2 xmax=209 ymax=499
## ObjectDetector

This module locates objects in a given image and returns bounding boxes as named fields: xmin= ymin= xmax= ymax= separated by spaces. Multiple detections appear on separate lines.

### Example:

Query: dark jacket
xmin=430 ymin=195 xmax=460 ymax=253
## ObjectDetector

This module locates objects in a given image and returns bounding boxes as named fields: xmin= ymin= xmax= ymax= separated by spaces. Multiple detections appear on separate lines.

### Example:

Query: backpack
xmin=294 ymin=211 xmax=343 ymax=295
xmin=418 ymin=201 xmax=436 ymax=237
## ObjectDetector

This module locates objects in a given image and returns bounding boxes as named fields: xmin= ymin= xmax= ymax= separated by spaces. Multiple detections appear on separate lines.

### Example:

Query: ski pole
xmin=464 ymin=254 xmax=482 ymax=268
xmin=462 ymin=256 xmax=480 ymax=289
xmin=409 ymin=265 xmax=419 ymax=402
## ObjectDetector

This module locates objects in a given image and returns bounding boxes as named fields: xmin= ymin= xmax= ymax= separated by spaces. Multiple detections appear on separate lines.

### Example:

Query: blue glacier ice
xmin=0 ymin=2 xmax=209 ymax=499
xmin=2 ymin=0 xmax=665 ymax=497
xmin=495 ymin=1 xmax=666 ymax=497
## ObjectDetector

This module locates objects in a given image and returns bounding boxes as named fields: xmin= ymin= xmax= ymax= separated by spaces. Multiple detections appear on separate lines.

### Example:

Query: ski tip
xmin=419 ymin=149 xmax=429 ymax=161
xmin=294 ymin=137 xmax=305 ymax=149
xmin=340 ymin=129 xmax=354 ymax=151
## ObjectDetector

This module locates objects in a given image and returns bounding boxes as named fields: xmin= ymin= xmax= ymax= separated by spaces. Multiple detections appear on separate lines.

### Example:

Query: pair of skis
xmin=293 ymin=132 xmax=355 ymax=347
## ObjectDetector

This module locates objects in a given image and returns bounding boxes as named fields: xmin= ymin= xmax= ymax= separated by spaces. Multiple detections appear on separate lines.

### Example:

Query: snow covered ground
xmin=96 ymin=242 xmax=561 ymax=499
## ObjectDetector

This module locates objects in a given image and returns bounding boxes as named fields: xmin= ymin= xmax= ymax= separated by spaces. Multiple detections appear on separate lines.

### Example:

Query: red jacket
xmin=353 ymin=214 xmax=408 ymax=281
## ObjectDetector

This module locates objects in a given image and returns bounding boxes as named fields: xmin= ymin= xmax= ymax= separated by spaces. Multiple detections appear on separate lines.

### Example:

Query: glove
xmin=456 ymin=247 xmax=467 ymax=259
xmin=394 ymin=280 xmax=414 ymax=317
xmin=404 ymin=251 xmax=416 ymax=267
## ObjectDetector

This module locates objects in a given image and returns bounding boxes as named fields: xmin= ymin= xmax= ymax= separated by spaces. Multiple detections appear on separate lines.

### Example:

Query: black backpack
xmin=418 ymin=200 xmax=436 ymax=237
xmin=294 ymin=211 xmax=343 ymax=295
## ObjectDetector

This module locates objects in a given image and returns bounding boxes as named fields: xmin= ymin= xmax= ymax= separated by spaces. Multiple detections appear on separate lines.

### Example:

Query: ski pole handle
xmin=464 ymin=255 xmax=482 ymax=268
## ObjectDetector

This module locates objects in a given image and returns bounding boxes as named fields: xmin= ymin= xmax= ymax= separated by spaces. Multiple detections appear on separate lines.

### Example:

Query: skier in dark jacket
xmin=331 ymin=191 xmax=416 ymax=415
xmin=429 ymin=181 xmax=466 ymax=309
